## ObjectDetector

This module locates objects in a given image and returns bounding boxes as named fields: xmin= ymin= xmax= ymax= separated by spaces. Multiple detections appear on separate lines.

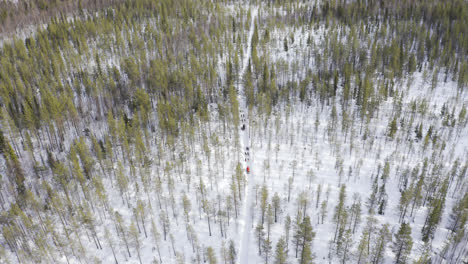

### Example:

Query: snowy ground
xmin=244 ymin=77 xmax=468 ymax=263
xmin=1 ymin=3 xmax=467 ymax=264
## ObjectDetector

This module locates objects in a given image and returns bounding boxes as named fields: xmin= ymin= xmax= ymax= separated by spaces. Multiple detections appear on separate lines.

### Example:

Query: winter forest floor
xmin=0 ymin=1 xmax=468 ymax=264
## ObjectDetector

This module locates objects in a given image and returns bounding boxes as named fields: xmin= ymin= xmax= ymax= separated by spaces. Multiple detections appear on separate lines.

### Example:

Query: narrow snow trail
xmin=237 ymin=6 xmax=258 ymax=264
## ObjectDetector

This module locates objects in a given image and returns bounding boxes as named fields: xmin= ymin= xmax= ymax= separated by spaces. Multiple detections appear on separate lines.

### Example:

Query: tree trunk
xmin=207 ymin=215 xmax=212 ymax=236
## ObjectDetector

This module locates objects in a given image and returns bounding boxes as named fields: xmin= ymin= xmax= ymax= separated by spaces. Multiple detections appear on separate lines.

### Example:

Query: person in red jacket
xmin=246 ymin=166 xmax=250 ymax=173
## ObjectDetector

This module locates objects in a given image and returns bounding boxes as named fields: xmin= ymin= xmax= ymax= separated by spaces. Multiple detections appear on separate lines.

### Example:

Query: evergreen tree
xmin=284 ymin=215 xmax=291 ymax=250
xmin=320 ymin=200 xmax=328 ymax=224
xmin=228 ymin=240 xmax=236 ymax=264
xmin=274 ymin=237 xmax=288 ymax=264
xmin=392 ymin=222 xmax=413 ymax=264
xmin=370 ymin=224 xmax=391 ymax=264
xmin=256 ymin=222 xmax=266 ymax=255
xmin=263 ymin=237 xmax=273 ymax=264
xmin=350 ymin=194 xmax=362 ymax=233
xmin=422 ymin=178 xmax=448 ymax=242
xmin=207 ymin=246 xmax=217 ymax=264
xmin=333 ymin=185 xmax=347 ymax=242
xmin=272 ymin=193 xmax=281 ymax=223
xmin=298 ymin=216 xmax=315 ymax=264
xmin=129 ymin=222 xmax=143 ymax=264
xmin=388 ymin=117 xmax=398 ymax=139
xmin=339 ymin=229 xmax=353 ymax=264
xmin=356 ymin=230 xmax=369 ymax=264
xmin=300 ymin=243 xmax=313 ymax=264
xmin=398 ymin=187 xmax=413 ymax=223
xmin=261 ymin=185 xmax=269 ymax=224
xmin=448 ymin=192 xmax=468 ymax=233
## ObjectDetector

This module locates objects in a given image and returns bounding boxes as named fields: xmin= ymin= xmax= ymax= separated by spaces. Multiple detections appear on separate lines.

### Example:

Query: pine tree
xmin=274 ymin=237 xmax=288 ymax=264
xmin=381 ymin=162 xmax=390 ymax=183
xmin=316 ymin=184 xmax=322 ymax=209
xmin=358 ymin=214 xmax=378 ymax=263
xmin=336 ymin=209 xmax=349 ymax=254
xmin=398 ymin=187 xmax=413 ymax=223
xmin=377 ymin=183 xmax=388 ymax=215
xmin=261 ymin=185 xmax=269 ymax=224
xmin=422 ymin=178 xmax=448 ymax=242
xmin=263 ymin=237 xmax=273 ymax=264
xmin=350 ymin=194 xmax=362 ymax=233
xmin=356 ymin=230 xmax=369 ymax=264
xmin=388 ymin=117 xmax=398 ymax=139
xmin=448 ymin=192 xmax=468 ymax=233
xmin=256 ymin=222 xmax=266 ymax=255
xmin=300 ymin=242 xmax=313 ymax=264
xmin=370 ymin=224 xmax=391 ymax=264
xmin=2 ymin=135 xmax=25 ymax=197
xmin=415 ymin=123 xmax=423 ymax=141
xmin=114 ymin=211 xmax=131 ymax=258
xmin=182 ymin=192 xmax=192 ymax=223
xmin=393 ymin=222 xmax=413 ymax=264
xmin=320 ymin=200 xmax=328 ymax=224
xmin=116 ymin=161 xmax=130 ymax=206
xmin=287 ymin=177 xmax=293 ymax=202
xmin=129 ymin=222 xmax=142 ymax=264
xmin=413 ymin=242 xmax=431 ymax=264
xmin=333 ymin=185 xmax=347 ymax=242
xmin=228 ymin=240 xmax=236 ymax=264
xmin=202 ymin=198 xmax=213 ymax=236
xmin=292 ymin=212 xmax=302 ymax=258
xmin=267 ymin=204 xmax=274 ymax=240
xmin=206 ymin=246 xmax=217 ymax=264
xmin=159 ymin=210 xmax=170 ymax=241
xmin=150 ymin=220 xmax=162 ymax=264
xmin=272 ymin=193 xmax=281 ymax=223
xmin=298 ymin=216 xmax=315 ymax=264
xmin=284 ymin=215 xmax=291 ymax=250
xmin=367 ymin=175 xmax=379 ymax=213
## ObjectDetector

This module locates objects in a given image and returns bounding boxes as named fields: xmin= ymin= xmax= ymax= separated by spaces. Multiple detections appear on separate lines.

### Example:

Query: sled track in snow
xmin=237 ymin=6 xmax=258 ymax=264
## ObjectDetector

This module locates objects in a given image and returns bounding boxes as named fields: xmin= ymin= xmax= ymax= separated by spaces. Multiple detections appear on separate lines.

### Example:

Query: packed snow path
xmin=237 ymin=6 xmax=258 ymax=264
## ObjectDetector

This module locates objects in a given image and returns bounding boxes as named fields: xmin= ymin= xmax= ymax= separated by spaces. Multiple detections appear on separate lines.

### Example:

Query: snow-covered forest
xmin=0 ymin=0 xmax=467 ymax=263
